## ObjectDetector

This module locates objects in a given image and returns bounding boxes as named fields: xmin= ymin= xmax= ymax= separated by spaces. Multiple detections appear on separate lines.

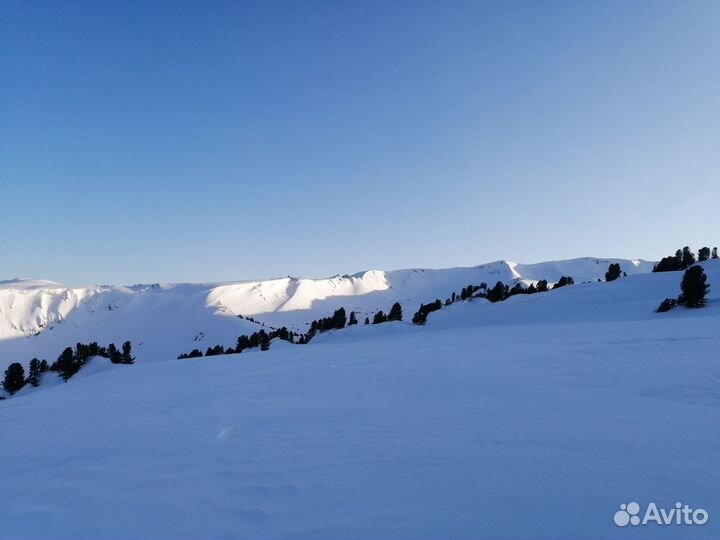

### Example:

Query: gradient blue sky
xmin=2 ymin=1 xmax=719 ymax=285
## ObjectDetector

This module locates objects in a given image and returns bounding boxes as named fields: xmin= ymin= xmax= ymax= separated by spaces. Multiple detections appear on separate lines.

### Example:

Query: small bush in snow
xmin=656 ymin=298 xmax=677 ymax=313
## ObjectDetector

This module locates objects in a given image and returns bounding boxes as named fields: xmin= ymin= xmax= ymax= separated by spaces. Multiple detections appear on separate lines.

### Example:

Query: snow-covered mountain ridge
xmin=0 ymin=257 xmax=653 ymax=340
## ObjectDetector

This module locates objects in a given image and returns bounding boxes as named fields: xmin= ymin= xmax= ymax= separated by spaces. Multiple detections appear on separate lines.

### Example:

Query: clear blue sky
xmin=2 ymin=1 xmax=719 ymax=285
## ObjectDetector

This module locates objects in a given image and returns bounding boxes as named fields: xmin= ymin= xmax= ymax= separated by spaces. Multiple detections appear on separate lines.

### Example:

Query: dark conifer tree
xmin=553 ymin=276 xmax=575 ymax=289
xmin=39 ymin=359 xmax=49 ymax=373
xmin=205 ymin=345 xmax=225 ymax=356
xmin=605 ymin=263 xmax=622 ymax=282
xmin=508 ymin=283 xmax=525 ymax=296
xmin=348 ymin=311 xmax=358 ymax=326
xmin=654 ymin=256 xmax=681 ymax=272
xmin=681 ymin=246 xmax=696 ymax=269
xmin=56 ymin=346 xmax=78 ymax=381
xmin=121 ymin=341 xmax=135 ymax=364
xmin=698 ymin=247 xmax=711 ymax=262
xmin=364 ymin=317 xmax=370 ymax=325
xmin=27 ymin=358 xmax=41 ymax=387
xmin=260 ymin=331 xmax=270 ymax=351
xmin=372 ymin=310 xmax=386 ymax=324
xmin=712 ymin=247 xmax=718 ymax=259
xmin=678 ymin=265 xmax=710 ymax=308
xmin=487 ymin=281 xmax=507 ymax=303
xmin=388 ymin=302 xmax=403 ymax=321
xmin=536 ymin=280 xmax=549 ymax=292
xmin=107 ymin=343 xmax=122 ymax=364
xmin=3 ymin=362 xmax=25 ymax=394
xmin=332 ymin=307 xmax=347 ymax=329
xmin=236 ymin=335 xmax=250 ymax=352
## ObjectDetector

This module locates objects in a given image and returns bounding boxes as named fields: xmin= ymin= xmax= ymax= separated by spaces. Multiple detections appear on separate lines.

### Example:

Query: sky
xmin=1 ymin=0 xmax=719 ymax=286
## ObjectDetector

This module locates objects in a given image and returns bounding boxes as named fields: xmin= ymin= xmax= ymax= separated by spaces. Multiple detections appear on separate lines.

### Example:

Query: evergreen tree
xmin=654 ymin=249 xmax=683 ymax=272
xmin=536 ymin=280 xmax=549 ymax=293
xmin=236 ymin=335 xmax=250 ymax=352
xmin=331 ymin=307 xmax=347 ymax=329
xmin=205 ymin=345 xmax=225 ymax=356
xmin=3 ymin=362 xmax=25 ymax=394
xmin=348 ymin=311 xmax=358 ymax=326
xmin=554 ymin=276 xmax=574 ymax=289
xmin=121 ymin=341 xmax=135 ymax=364
xmin=411 ymin=299 xmax=443 ymax=324
xmin=712 ymin=247 xmax=718 ymax=259
xmin=260 ymin=331 xmax=270 ymax=351
xmin=678 ymin=265 xmax=710 ymax=308
xmin=56 ymin=346 xmax=78 ymax=381
xmin=39 ymin=359 xmax=49 ymax=373
xmin=605 ymin=263 xmax=622 ymax=282
xmin=364 ymin=317 xmax=370 ymax=325
xmin=681 ymin=246 xmax=696 ymax=269
xmin=107 ymin=343 xmax=122 ymax=364
xmin=487 ymin=281 xmax=507 ymax=303
xmin=387 ymin=302 xmax=403 ymax=321
xmin=27 ymin=358 xmax=41 ymax=387
xmin=698 ymin=247 xmax=711 ymax=262
xmin=372 ymin=310 xmax=386 ymax=324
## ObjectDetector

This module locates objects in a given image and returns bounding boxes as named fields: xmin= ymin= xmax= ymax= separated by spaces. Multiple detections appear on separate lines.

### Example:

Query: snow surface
xmin=0 ymin=259 xmax=717 ymax=539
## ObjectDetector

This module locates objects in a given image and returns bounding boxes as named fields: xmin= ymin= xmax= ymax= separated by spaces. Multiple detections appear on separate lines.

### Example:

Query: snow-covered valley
xmin=1 ymin=257 xmax=718 ymax=539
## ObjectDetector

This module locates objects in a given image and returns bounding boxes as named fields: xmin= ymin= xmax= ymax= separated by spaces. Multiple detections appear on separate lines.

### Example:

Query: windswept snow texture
xmin=0 ymin=260 xmax=718 ymax=540
xmin=0 ymin=257 xmax=652 ymax=367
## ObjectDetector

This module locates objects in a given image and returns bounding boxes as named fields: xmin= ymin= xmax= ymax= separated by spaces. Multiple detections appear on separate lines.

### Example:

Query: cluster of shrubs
xmin=307 ymin=308 xmax=351 ymax=336
xmin=2 ymin=340 xmax=135 ymax=396
xmin=304 ymin=303 xmax=403 ymax=341
xmin=605 ymin=263 xmax=624 ymax=282
xmin=411 ymin=299 xmax=443 ymax=324
xmin=653 ymin=246 xmax=718 ymax=273
xmin=657 ymin=265 xmax=711 ymax=312
xmin=178 ymin=327 xmax=298 ymax=358
xmin=410 ymin=274 xmax=577 ymax=325
xmin=54 ymin=341 xmax=135 ymax=381
xmin=368 ymin=303 xmax=403 ymax=325
xmin=178 ymin=302 xmax=407 ymax=359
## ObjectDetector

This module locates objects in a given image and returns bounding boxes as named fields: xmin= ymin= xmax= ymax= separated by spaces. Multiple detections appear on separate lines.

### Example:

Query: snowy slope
xmin=0 ymin=257 xmax=653 ymax=367
xmin=0 ymin=260 xmax=717 ymax=540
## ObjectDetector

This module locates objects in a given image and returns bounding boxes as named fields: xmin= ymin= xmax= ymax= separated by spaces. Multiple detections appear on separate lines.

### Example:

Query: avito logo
xmin=614 ymin=501 xmax=709 ymax=527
